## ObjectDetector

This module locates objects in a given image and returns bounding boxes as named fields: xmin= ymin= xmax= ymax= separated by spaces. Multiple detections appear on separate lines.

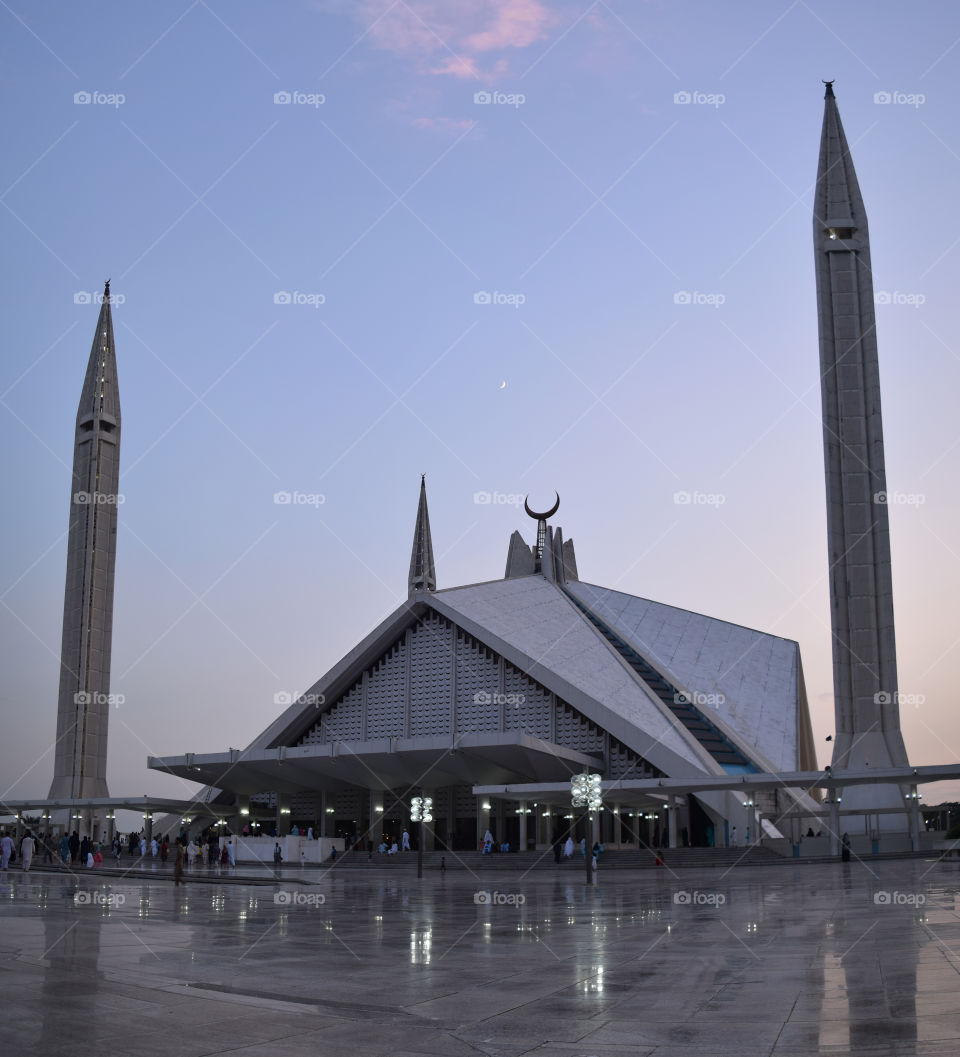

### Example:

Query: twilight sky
xmin=2 ymin=1 xmax=959 ymax=815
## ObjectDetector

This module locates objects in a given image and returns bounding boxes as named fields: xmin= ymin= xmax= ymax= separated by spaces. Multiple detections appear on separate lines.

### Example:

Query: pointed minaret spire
xmin=49 ymin=281 xmax=122 ymax=802
xmin=408 ymin=474 xmax=436 ymax=595
xmin=813 ymin=85 xmax=909 ymax=823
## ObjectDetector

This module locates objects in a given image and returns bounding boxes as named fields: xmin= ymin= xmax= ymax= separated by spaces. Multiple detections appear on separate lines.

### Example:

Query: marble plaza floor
xmin=1 ymin=857 xmax=959 ymax=1057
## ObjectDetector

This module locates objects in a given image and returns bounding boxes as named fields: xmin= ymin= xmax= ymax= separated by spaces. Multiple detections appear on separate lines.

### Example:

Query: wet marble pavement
xmin=1 ymin=858 xmax=959 ymax=1056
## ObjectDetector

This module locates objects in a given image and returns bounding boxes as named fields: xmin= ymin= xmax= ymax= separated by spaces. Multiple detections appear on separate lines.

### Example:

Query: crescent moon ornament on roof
xmin=524 ymin=492 xmax=560 ymax=521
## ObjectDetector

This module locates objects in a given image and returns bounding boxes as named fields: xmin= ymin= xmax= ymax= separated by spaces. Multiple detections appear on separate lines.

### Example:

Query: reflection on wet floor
xmin=0 ymin=858 xmax=958 ymax=1055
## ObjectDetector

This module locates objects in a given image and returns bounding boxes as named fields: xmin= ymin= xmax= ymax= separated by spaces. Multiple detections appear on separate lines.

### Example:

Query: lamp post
xmin=411 ymin=795 xmax=432 ymax=880
xmin=571 ymin=773 xmax=602 ymax=885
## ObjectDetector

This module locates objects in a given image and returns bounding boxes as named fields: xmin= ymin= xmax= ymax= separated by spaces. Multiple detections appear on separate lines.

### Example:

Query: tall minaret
xmin=408 ymin=475 xmax=436 ymax=595
xmin=48 ymin=281 xmax=121 ymax=799
xmin=813 ymin=84 xmax=909 ymax=813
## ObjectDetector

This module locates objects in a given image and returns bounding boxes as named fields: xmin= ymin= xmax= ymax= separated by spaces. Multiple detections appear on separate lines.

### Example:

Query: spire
xmin=812 ymin=86 xmax=910 ymax=824
xmin=408 ymin=474 xmax=436 ymax=595
xmin=78 ymin=279 xmax=121 ymax=426
xmin=815 ymin=82 xmax=868 ymax=242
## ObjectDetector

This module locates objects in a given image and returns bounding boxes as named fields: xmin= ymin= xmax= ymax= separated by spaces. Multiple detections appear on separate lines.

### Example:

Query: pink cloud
xmin=357 ymin=0 xmax=556 ymax=79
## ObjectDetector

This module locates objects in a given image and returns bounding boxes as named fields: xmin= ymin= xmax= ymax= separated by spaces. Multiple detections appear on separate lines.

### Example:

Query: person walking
xmin=173 ymin=839 xmax=185 ymax=886
xmin=60 ymin=833 xmax=70 ymax=864
xmin=69 ymin=830 xmax=80 ymax=864
xmin=0 ymin=832 xmax=13 ymax=873
xmin=20 ymin=831 xmax=35 ymax=872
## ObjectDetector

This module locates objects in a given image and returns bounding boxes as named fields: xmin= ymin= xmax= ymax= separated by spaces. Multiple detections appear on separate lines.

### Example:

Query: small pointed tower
xmin=49 ymin=281 xmax=121 ymax=800
xmin=813 ymin=85 xmax=909 ymax=816
xmin=408 ymin=475 xmax=436 ymax=595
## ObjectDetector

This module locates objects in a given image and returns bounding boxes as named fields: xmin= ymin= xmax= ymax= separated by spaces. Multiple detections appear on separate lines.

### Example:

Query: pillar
xmin=518 ymin=801 xmax=527 ymax=851
xmin=668 ymin=796 xmax=678 ymax=849
xmin=909 ymin=785 xmax=921 ymax=850
xmin=144 ymin=814 xmax=154 ymax=843
xmin=828 ymin=799 xmax=840 ymax=856
xmin=477 ymin=799 xmax=491 ymax=849
xmin=370 ymin=790 xmax=383 ymax=847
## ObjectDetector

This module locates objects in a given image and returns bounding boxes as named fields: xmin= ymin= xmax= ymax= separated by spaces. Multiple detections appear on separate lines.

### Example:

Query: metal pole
xmin=585 ymin=811 xmax=592 ymax=885
xmin=417 ymin=817 xmax=423 ymax=880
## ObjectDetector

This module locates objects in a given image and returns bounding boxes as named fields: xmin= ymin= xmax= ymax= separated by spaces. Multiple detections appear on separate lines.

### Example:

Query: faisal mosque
xmin=9 ymin=85 xmax=957 ymax=856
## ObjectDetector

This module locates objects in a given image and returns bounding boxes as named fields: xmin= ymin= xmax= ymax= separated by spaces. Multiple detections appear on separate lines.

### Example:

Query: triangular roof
xmin=251 ymin=573 xmax=811 ymax=783
xmin=565 ymin=581 xmax=809 ymax=773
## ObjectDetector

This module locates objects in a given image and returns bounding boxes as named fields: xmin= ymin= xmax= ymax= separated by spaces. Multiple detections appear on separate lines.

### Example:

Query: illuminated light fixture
xmin=280 ymin=808 xmax=291 ymax=814
xmin=240 ymin=808 xmax=250 ymax=816
xmin=571 ymin=772 xmax=602 ymax=811
xmin=411 ymin=796 xmax=433 ymax=823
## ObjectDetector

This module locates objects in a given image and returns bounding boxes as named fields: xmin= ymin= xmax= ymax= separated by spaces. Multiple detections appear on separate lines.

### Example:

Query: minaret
xmin=813 ymin=84 xmax=909 ymax=813
xmin=48 ymin=281 xmax=121 ymax=800
xmin=408 ymin=475 xmax=436 ymax=595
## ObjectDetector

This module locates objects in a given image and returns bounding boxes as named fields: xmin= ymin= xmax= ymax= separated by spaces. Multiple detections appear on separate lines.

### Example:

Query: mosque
xmin=14 ymin=84 xmax=939 ymax=853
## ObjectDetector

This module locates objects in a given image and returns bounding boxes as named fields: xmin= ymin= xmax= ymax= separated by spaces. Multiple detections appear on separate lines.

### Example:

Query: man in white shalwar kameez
xmin=20 ymin=833 xmax=35 ymax=872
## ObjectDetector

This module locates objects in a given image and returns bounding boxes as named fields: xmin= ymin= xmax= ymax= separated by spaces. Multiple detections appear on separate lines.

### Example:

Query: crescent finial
xmin=524 ymin=491 xmax=560 ymax=521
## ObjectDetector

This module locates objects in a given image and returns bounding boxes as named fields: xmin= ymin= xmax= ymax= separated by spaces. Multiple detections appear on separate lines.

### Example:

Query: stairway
xmin=562 ymin=588 xmax=754 ymax=771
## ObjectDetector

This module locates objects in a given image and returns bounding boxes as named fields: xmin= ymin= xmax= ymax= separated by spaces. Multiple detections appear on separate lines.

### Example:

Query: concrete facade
xmin=48 ymin=282 xmax=121 ymax=800
xmin=814 ymin=85 xmax=909 ymax=818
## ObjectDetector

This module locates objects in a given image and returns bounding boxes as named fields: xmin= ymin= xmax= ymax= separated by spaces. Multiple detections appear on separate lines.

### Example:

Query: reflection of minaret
xmin=48 ymin=282 xmax=121 ymax=799
xmin=408 ymin=475 xmax=436 ymax=595
xmin=813 ymin=85 xmax=909 ymax=809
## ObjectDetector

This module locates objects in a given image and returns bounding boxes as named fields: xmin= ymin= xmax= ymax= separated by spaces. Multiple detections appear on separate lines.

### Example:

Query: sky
xmin=1 ymin=1 xmax=959 ymax=818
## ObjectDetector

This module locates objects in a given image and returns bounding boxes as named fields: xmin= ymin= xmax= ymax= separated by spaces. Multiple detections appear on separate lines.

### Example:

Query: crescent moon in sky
xmin=524 ymin=491 xmax=560 ymax=521
xmin=499 ymin=380 xmax=507 ymax=389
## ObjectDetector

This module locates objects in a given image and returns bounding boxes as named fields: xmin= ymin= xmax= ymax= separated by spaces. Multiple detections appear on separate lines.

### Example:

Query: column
xmin=828 ymin=799 xmax=840 ymax=856
xmin=668 ymin=796 xmax=678 ymax=849
xmin=370 ymin=790 xmax=383 ymax=848
xmin=144 ymin=814 xmax=154 ymax=843
xmin=518 ymin=801 xmax=527 ymax=851
xmin=909 ymin=786 xmax=921 ymax=850
xmin=477 ymin=798 xmax=491 ymax=850
xmin=320 ymin=791 xmax=328 ymax=837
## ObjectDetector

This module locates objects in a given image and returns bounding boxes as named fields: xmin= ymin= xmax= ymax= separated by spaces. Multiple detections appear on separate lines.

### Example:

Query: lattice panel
xmin=608 ymin=739 xmax=642 ymax=780
xmin=290 ymin=793 xmax=320 ymax=815
xmin=454 ymin=785 xmax=475 ymax=814
xmin=410 ymin=613 xmax=454 ymax=736
xmin=334 ymin=789 xmax=363 ymax=816
xmin=249 ymin=791 xmax=277 ymax=808
xmin=455 ymin=630 xmax=501 ymax=732
xmin=321 ymin=682 xmax=363 ymax=742
xmin=554 ymin=701 xmax=605 ymax=754
xmin=366 ymin=640 xmax=407 ymax=739
xmin=503 ymin=667 xmax=553 ymax=740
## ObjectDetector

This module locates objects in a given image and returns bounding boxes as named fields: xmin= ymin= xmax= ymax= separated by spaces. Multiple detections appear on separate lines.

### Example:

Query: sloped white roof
xmin=565 ymin=581 xmax=801 ymax=772
xmin=430 ymin=576 xmax=709 ymax=775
